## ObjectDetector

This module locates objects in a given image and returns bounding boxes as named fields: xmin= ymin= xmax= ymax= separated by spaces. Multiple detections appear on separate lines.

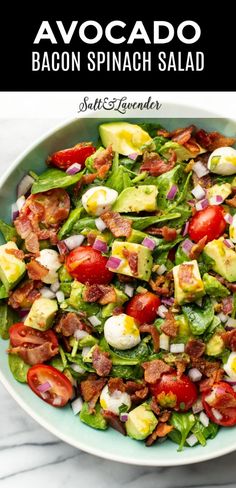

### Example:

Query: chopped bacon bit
xmin=107 ymin=377 xmax=125 ymax=394
xmin=139 ymin=324 xmax=160 ymax=352
xmin=92 ymin=345 xmax=112 ymax=377
xmin=57 ymin=240 xmax=68 ymax=259
xmin=149 ymin=275 xmax=173 ymax=297
xmin=199 ymin=369 xmax=225 ymax=392
xmin=5 ymin=248 xmax=25 ymax=260
xmin=97 ymin=164 xmax=111 ymax=179
xmin=80 ymin=374 xmax=106 ymax=413
xmin=159 ymin=410 xmax=171 ymax=423
xmin=9 ymin=341 xmax=58 ymax=366
xmin=146 ymin=226 xmax=177 ymax=242
xmin=226 ymin=195 xmax=236 ymax=208
xmin=8 ymin=280 xmax=42 ymax=309
xmin=185 ymin=339 xmax=205 ymax=358
xmin=74 ymin=173 xmax=98 ymax=197
xmin=94 ymin=145 xmax=113 ymax=169
xmin=24 ymin=232 xmax=40 ymax=254
xmin=101 ymin=211 xmax=132 ymax=238
xmin=117 ymin=274 xmax=135 ymax=283
xmin=26 ymin=260 xmax=49 ymax=280
xmin=157 ymin=128 xmax=170 ymax=138
xmin=184 ymin=138 xmax=201 ymax=155
xmin=102 ymin=411 xmax=126 ymax=435
xmin=83 ymin=284 xmax=103 ymax=303
xmin=221 ymin=330 xmax=236 ymax=351
xmin=55 ymin=312 xmax=91 ymax=337
xmin=140 ymin=151 xmax=176 ymax=176
xmin=195 ymin=128 xmax=236 ymax=151
xmin=221 ymin=296 xmax=233 ymax=315
xmin=192 ymin=357 xmax=222 ymax=379
xmin=122 ymin=248 xmax=138 ymax=276
xmin=98 ymin=285 xmax=117 ymax=305
xmin=161 ymin=311 xmax=178 ymax=337
xmin=171 ymin=125 xmax=195 ymax=145
xmin=189 ymin=236 xmax=207 ymax=260
xmin=146 ymin=423 xmax=173 ymax=446
xmin=178 ymin=263 xmax=194 ymax=286
xmin=87 ymin=232 xmax=97 ymax=246
xmin=82 ymin=284 xmax=116 ymax=305
xmin=124 ymin=380 xmax=145 ymax=394
xmin=150 ymin=397 xmax=161 ymax=416
xmin=142 ymin=359 xmax=172 ymax=384
xmin=131 ymin=386 xmax=149 ymax=404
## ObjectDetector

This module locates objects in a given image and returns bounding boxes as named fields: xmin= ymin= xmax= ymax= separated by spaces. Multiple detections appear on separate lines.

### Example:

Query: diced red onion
xmin=161 ymin=297 xmax=174 ymax=306
xmin=191 ymin=185 xmax=206 ymax=200
xmin=142 ymin=237 xmax=156 ymax=250
xmin=63 ymin=234 xmax=85 ymax=250
xmin=159 ymin=333 xmax=170 ymax=351
xmin=223 ymin=239 xmax=234 ymax=249
xmin=170 ymin=343 xmax=185 ymax=353
xmin=186 ymin=434 xmax=198 ymax=447
xmin=82 ymin=346 xmax=91 ymax=358
xmin=216 ymin=312 xmax=228 ymax=323
xmin=124 ymin=284 xmax=134 ymax=297
xmin=195 ymin=198 xmax=209 ymax=211
xmin=56 ymin=290 xmax=65 ymax=303
xmin=74 ymin=329 xmax=89 ymax=340
xmin=57 ymin=241 xmax=68 ymax=255
xmin=187 ymin=199 xmax=196 ymax=207
xmin=71 ymin=364 xmax=86 ymax=374
xmin=88 ymin=315 xmax=102 ymax=326
xmin=188 ymin=368 xmax=202 ymax=382
xmin=157 ymin=264 xmax=167 ymax=275
xmin=193 ymin=161 xmax=209 ymax=178
xmin=209 ymin=195 xmax=224 ymax=206
xmin=95 ymin=217 xmax=107 ymax=232
xmin=66 ymin=163 xmax=82 ymax=175
xmin=183 ymin=221 xmax=189 ymax=237
xmin=106 ymin=256 xmax=123 ymax=270
xmin=120 ymin=412 xmax=129 ymax=422
xmin=128 ymin=153 xmax=139 ymax=160
xmin=11 ymin=203 xmax=19 ymax=221
xmin=50 ymin=280 xmax=60 ymax=293
xmin=16 ymin=195 xmax=26 ymax=211
xmin=93 ymin=239 xmax=108 ymax=253
xmin=40 ymin=287 xmax=56 ymax=299
xmin=157 ymin=304 xmax=168 ymax=318
xmin=167 ymin=184 xmax=178 ymax=200
xmin=226 ymin=317 xmax=236 ymax=328
xmin=37 ymin=381 xmax=51 ymax=393
xmin=224 ymin=213 xmax=233 ymax=225
xmin=182 ymin=238 xmax=194 ymax=255
xmin=17 ymin=174 xmax=34 ymax=198
xmin=192 ymin=398 xmax=203 ymax=414
xmin=18 ymin=308 xmax=29 ymax=318
xmin=212 ymin=408 xmax=223 ymax=421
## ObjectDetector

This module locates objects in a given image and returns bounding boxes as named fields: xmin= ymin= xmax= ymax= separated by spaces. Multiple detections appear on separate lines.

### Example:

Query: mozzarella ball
xmin=36 ymin=249 xmax=61 ymax=284
xmin=229 ymin=215 xmax=236 ymax=243
xmin=82 ymin=186 xmax=118 ymax=216
xmin=100 ymin=384 xmax=131 ymax=414
xmin=224 ymin=351 xmax=236 ymax=380
xmin=208 ymin=147 xmax=236 ymax=175
xmin=104 ymin=313 xmax=141 ymax=350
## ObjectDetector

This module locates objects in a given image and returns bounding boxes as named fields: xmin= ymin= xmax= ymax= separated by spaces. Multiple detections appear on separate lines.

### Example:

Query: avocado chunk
xmin=207 ymin=183 xmax=232 ymax=202
xmin=24 ymin=297 xmax=58 ymax=330
xmin=204 ymin=238 xmax=236 ymax=282
xmin=203 ymin=273 xmax=230 ymax=298
xmin=0 ymin=242 xmax=26 ymax=291
xmin=172 ymin=260 xmax=205 ymax=305
xmin=99 ymin=122 xmax=152 ymax=156
xmin=112 ymin=185 xmax=158 ymax=213
xmin=80 ymin=402 xmax=108 ymax=430
xmin=125 ymin=403 xmax=158 ymax=440
xmin=109 ymin=241 xmax=153 ymax=281
xmin=206 ymin=333 xmax=225 ymax=356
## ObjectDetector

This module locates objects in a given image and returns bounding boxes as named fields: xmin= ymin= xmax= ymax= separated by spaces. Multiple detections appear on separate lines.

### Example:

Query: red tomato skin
xmin=65 ymin=246 xmax=113 ymax=285
xmin=150 ymin=373 xmax=198 ymax=411
xmin=9 ymin=323 xmax=58 ymax=349
xmin=202 ymin=382 xmax=236 ymax=426
xmin=188 ymin=205 xmax=226 ymax=243
xmin=27 ymin=365 xmax=73 ymax=407
xmin=125 ymin=292 xmax=161 ymax=324
xmin=49 ymin=143 xmax=96 ymax=170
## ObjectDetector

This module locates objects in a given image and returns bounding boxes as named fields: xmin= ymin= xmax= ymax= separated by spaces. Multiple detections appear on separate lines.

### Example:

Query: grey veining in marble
xmin=1 ymin=119 xmax=236 ymax=488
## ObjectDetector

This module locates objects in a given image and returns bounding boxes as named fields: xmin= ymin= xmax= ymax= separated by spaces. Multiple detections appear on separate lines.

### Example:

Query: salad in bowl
xmin=1 ymin=120 xmax=236 ymax=452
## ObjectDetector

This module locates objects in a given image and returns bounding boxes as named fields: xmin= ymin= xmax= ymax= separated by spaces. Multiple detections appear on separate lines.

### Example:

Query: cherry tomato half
xmin=202 ymin=381 xmax=236 ymax=426
xmin=125 ymin=292 xmax=161 ymax=324
xmin=188 ymin=205 xmax=226 ymax=243
xmin=65 ymin=246 xmax=113 ymax=285
xmin=27 ymin=364 xmax=73 ymax=407
xmin=48 ymin=143 xmax=96 ymax=170
xmin=150 ymin=373 xmax=198 ymax=411
xmin=9 ymin=322 xmax=58 ymax=349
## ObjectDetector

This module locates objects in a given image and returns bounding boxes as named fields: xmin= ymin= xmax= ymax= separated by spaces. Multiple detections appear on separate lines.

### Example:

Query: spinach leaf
xmin=49 ymin=356 xmax=65 ymax=372
xmin=8 ymin=354 xmax=30 ymax=383
xmin=0 ymin=304 xmax=18 ymax=340
xmin=138 ymin=122 xmax=163 ymax=138
xmin=80 ymin=402 xmax=108 ymax=430
xmin=106 ymin=153 xmax=132 ymax=193
xmin=66 ymin=353 xmax=95 ymax=372
xmin=156 ymin=166 xmax=184 ymax=210
xmin=175 ymin=242 xmax=190 ymax=265
xmin=165 ymin=204 xmax=192 ymax=229
xmin=112 ymin=340 xmax=149 ymax=361
xmin=58 ymin=205 xmax=84 ymax=239
xmin=31 ymin=168 xmax=84 ymax=193
xmin=232 ymin=293 xmax=236 ymax=319
xmin=0 ymin=282 xmax=8 ymax=299
xmin=182 ymin=297 xmax=214 ymax=336
xmin=72 ymin=217 xmax=96 ymax=234
xmin=110 ymin=365 xmax=143 ymax=380
xmin=169 ymin=412 xmax=196 ymax=451
xmin=100 ymin=337 xmax=142 ymax=365
xmin=131 ymin=212 xmax=181 ymax=231
xmin=0 ymin=219 xmax=18 ymax=242
xmin=191 ymin=420 xmax=219 ymax=447
xmin=203 ymin=273 xmax=230 ymax=298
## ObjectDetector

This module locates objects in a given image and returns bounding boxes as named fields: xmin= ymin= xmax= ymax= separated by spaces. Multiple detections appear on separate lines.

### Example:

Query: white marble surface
xmin=1 ymin=118 xmax=236 ymax=487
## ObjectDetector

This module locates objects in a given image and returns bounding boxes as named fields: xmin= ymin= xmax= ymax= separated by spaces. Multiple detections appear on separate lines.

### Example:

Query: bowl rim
xmin=1 ymin=105 xmax=236 ymax=466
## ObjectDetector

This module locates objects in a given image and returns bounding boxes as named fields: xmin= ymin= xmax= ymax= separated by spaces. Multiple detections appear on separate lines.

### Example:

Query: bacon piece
xmin=159 ymin=410 xmax=171 ymax=423
xmin=80 ymin=375 xmax=106 ymax=413
xmin=107 ymin=377 xmax=125 ymax=394
xmin=157 ymin=128 xmax=170 ymax=138
xmin=184 ymin=138 xmax=201 ymax=155
xmin=142 ymin=359 xmax=172 ymax=384
xmin=161 ymin=311 xmax=178 ymax=337
xmin=150 ymin=396 xmax=161 ymax=416
xmin=102 ymin=411 xmax=126 ymax=435
xmin=139 ymin=324 xmax=160 ymax=352
xmin=200 ymin=369 xmax=225 ymax=392
xmin=195 ymin=128 xmax=236 ymax=151
xmin=55 ymin=312 xmax=91 ymax=336
xmin=101 ymin=210 xmax=132 ymax=238
xmin=26 ymin=260 xmax=49 ymax=281
xmin=122 ymin=248 xmax=138 ymax=276
xmin=149 ymin=274 xmax=173 ymax=297
xmin=8 ymin=280 xmax=42 ymax=309
xmin=87 ymin=232 xmax=97 ymax=246
xmin=82 ymin=284 xmax=116 ymax=305
xmin=192 ymin=357 xmax=222 ymax=378
xmin=178 ymin=263 xmax=195 ymax=287
xmin=124 ymin=380 xmax=149 ymax=403
xmin=185 ymin=339 xmax=205 ymax=358
xmin=145 ymin=226 xmax=177 ymax=242
xmin=221 ymin=329 xmax=236 ymax=351
xmin=92 ymin=345 xmax=112 ymax=377
xmin=204 ymin=385 xmax=236 ymax=410
xmin=14 ymin=215 xmax=32 ymax=239
xmin=93 ymin=145 xmax=113 ymax=179
xmin=145 ymin=423 xmax=173 ymax=446
xmin=140 ymin=151 xmax=176 ymax=176
xmin=226 ymin=195 xmax=236 ymax=208
xmin=171 ymin=125 xmax=195 ymax=145
xmin=9 ymin=341 xmax=58 ymax=365
xmin=189 ymin=236 xmax=207 ymax=260
xmin=5 ymin=248 xmax=25 ymax=260
xmin=222 ymin=296 xmax=233 ymax=315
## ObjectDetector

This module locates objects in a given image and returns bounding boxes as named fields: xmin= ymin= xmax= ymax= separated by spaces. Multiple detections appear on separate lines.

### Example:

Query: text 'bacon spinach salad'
xmin=1 ymin=121 xmax=236 ymax=450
